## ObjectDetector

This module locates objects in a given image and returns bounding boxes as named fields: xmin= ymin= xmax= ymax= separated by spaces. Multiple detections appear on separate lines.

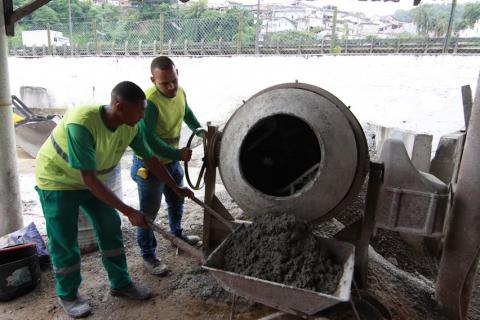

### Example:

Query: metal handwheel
xmin=184 ymin=128 xmax=208 ymax=190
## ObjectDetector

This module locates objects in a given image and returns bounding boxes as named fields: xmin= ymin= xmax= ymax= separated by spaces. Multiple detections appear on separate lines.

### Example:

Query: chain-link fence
xmin=8 ymin=16 xmax=480 ymax=56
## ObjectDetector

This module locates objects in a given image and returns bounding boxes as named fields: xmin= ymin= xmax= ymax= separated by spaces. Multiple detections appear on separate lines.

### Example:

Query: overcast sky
xmin=207 ymin=0 xmax=478 ymax=17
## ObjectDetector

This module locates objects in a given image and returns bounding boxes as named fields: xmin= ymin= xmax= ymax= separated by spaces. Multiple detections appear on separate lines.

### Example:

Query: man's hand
xmin=124 ymin=208 xmax=150 ymax=228
xmin=181 ymin=147 xmax=192 ymax=162
xmin=175 ymin=186 xmax=194 ymax=199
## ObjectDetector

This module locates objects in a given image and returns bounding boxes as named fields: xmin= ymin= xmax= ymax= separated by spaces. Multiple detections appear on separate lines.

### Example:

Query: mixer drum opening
xmin=239 ymin=114 xmax=321 ymax=197
xmin=219 ymin=83 xmax=369 ymax=223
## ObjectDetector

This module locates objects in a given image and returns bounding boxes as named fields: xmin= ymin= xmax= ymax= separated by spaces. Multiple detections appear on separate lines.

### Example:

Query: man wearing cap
xmin=131 ymin=56 xmax=202 ymax=276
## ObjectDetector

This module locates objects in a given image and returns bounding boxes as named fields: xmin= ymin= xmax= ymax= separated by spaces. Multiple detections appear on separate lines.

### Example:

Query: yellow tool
xmin=137 ymin=167 xmax=149 ymax=179
xmin=13 ymin=113 xmax=24 ymax=124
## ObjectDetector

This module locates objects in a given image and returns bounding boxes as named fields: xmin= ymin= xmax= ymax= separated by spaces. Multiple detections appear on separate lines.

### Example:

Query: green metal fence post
xmin=93 ymin=20 xmax=99 ymax=55
xmin=236 ymin=11 xmax=243 ymax=55
xmin=159 ymin=13 xmax=165 ymax=55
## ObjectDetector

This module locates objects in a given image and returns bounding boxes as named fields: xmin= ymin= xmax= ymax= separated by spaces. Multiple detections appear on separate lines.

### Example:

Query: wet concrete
xmin=223 ymin=213 xmax=342 ymax=294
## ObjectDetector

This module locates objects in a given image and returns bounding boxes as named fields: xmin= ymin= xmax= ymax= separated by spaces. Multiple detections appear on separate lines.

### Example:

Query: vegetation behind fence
xmin=8 ymin=0 xmax=480 ymax=57
xmin=8 ymin=16 xmax=480 ymax=57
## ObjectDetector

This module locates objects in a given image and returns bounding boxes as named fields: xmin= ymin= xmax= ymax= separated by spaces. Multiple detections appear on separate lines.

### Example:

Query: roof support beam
xmin=3 ymin=0 xmax=53 ymax=36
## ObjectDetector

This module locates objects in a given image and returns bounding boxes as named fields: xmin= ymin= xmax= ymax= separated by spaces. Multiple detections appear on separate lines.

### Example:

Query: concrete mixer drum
xmin=219 ymin=83 xmax=369 ymax=224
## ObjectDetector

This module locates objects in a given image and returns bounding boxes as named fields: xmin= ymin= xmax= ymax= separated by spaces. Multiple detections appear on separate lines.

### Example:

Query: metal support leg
xmin=436 ymin=72 xmax=480 ymax=319
xmin=202 ymin=125 xmax=234 ymax=255
xmin=355 ymin=161 xmax=384 ymax=288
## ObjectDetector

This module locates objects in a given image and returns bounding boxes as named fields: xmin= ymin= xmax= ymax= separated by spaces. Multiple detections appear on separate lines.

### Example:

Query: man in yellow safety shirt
xmin=130 ymin=56 xmax=202 ymax=276
xmin=35 ymin=81 xmax=194 ymax=318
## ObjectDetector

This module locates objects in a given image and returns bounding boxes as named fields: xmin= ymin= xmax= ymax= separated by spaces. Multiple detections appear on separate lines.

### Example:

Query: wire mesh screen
xmin=8 ymin=15 xmax=480 ymax=57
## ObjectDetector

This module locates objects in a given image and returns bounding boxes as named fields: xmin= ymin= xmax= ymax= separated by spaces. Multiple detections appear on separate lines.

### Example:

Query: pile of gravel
xmin=223 ymin=213 xmax=342 ymax=294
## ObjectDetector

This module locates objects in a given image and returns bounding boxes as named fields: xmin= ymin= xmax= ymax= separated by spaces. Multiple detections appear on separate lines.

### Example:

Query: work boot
xmin=142 ymin=257 xmax=169 ymax=276
xmin=58 ymin=296 xmax=91 ymax=318
xmin=110 ymin=282 xmax=152 ymax=300
xmin=179 ymin=234 xmax=200 ymax=246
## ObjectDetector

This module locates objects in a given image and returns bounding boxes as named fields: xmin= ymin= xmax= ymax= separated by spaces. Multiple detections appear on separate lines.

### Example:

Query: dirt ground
xmin=2 ymin=140 xmax=480 ymax=320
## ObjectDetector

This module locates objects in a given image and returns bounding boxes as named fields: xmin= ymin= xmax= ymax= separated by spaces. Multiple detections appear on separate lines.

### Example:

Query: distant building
xmin=264 ymin=17 xmax=297 ymax=33
xmin=358 ymin=21 xmax=379 ymax=37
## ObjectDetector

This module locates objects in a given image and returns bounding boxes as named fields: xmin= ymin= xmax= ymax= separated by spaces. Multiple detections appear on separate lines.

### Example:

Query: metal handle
xmin=148 ymin=220 xmax=205 ymax=264
xmin=184 ymin=128 xmax=207 ymax=190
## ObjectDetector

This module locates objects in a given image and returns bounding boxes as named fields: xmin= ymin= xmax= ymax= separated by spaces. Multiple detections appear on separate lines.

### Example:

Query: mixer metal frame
xmin=182 ymin=81 xmax=480 ymax=320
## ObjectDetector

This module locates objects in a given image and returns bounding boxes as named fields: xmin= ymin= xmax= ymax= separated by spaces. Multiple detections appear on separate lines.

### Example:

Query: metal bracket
xmin=3 ymin=0 xmax=52 ymax=36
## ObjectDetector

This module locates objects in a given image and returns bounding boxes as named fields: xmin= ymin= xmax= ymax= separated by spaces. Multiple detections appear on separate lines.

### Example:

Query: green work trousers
xmin=36 ymin=187 xmax=132 ymax=298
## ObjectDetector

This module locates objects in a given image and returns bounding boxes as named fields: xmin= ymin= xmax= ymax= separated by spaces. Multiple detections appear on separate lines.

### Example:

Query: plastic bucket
xmin=78 ymin=163 xmax=123 ymax=254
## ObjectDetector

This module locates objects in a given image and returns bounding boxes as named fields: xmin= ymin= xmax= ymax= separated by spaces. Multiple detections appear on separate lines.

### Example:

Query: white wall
xmin=8 ymin=55 xmax=480 ymax=146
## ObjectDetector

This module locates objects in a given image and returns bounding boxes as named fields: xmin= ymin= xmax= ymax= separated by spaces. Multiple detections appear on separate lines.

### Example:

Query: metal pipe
xmin=0 ymin=0 xmax=23 ymax=237
xmin=443 ymin=0 xmax=457 ymax=54
xmin=436 ymin=72 xmax=480 ymax=319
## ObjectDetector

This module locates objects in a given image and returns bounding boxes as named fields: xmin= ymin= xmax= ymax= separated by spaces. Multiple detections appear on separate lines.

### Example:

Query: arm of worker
xmin=142 ymin=100 xmax=191 ymax=161
xmin=130 ymin=127 xmax=194 ymax=199
xmin=144 ymin=157 xmax=194 ymax=199
xmin=66 ymin=124 xmax=149 ymax=228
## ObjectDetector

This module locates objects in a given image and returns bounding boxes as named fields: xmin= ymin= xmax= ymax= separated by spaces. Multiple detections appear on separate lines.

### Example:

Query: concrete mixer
xmin=158 ymin=83 xmax=458 ymax=319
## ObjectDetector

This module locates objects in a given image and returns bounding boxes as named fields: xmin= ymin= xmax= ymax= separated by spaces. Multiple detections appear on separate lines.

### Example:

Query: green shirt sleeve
xmin=184 ymin=95 xmax=201 ymax=132
xmin=66 ymin=123 xmax=96 ymax=170
xmin=129 ymin=126 xmax=154 ymax=159
xmin=141 ymin=100 xmax=183 ymax=160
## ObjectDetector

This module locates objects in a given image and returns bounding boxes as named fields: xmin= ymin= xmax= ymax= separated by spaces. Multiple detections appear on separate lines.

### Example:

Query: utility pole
xmin=443 ymin=0 xmax=457 ymax=54
xmin=68 ymin=0 xmax=73 ymax=56
xmin=0 ymin=0 xmax=23 ymax=237
xmin=255 ymin=0 xmax=261 ymax=55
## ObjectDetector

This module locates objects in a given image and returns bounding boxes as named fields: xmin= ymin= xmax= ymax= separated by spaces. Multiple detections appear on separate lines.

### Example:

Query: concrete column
xmin=0 ymin=1 xmax=23 ymax=236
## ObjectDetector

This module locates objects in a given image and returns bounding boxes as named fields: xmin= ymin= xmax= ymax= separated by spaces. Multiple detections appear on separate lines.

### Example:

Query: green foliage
xmin=8 ymin=25 xmax=24 ymax=47
xmin=9 ymin=0 xmax=480 ymax=51
xmin=332 ymin=46 xmax=342 ymax=54
xmin=398 ymin=2 xmax=476 ymax=35
xmin=266 ymin=30 xmax=316 ymax=45
xmin=182 ymin=0 xmax=208 ymax=19
xmin=393 ymin=9 xmax=414 ymax=23
xmin=412 ymin=4 xmax=450 ymax=37
xmin=463 ymin=2 xmax=480 ymax=29
xmin=396 ymin=32 xmax=423 ymax=40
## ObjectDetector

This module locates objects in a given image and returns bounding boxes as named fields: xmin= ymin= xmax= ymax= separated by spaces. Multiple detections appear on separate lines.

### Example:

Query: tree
xmin=182 ymin=0 xmax=208 ymax=19
xmin=463 ymin=2 xmax=480 ymax=29
xmin=394 ymin=9 xmax=414 ymax=23
xmin=413 ymin=4 xmax=450 ymax=37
